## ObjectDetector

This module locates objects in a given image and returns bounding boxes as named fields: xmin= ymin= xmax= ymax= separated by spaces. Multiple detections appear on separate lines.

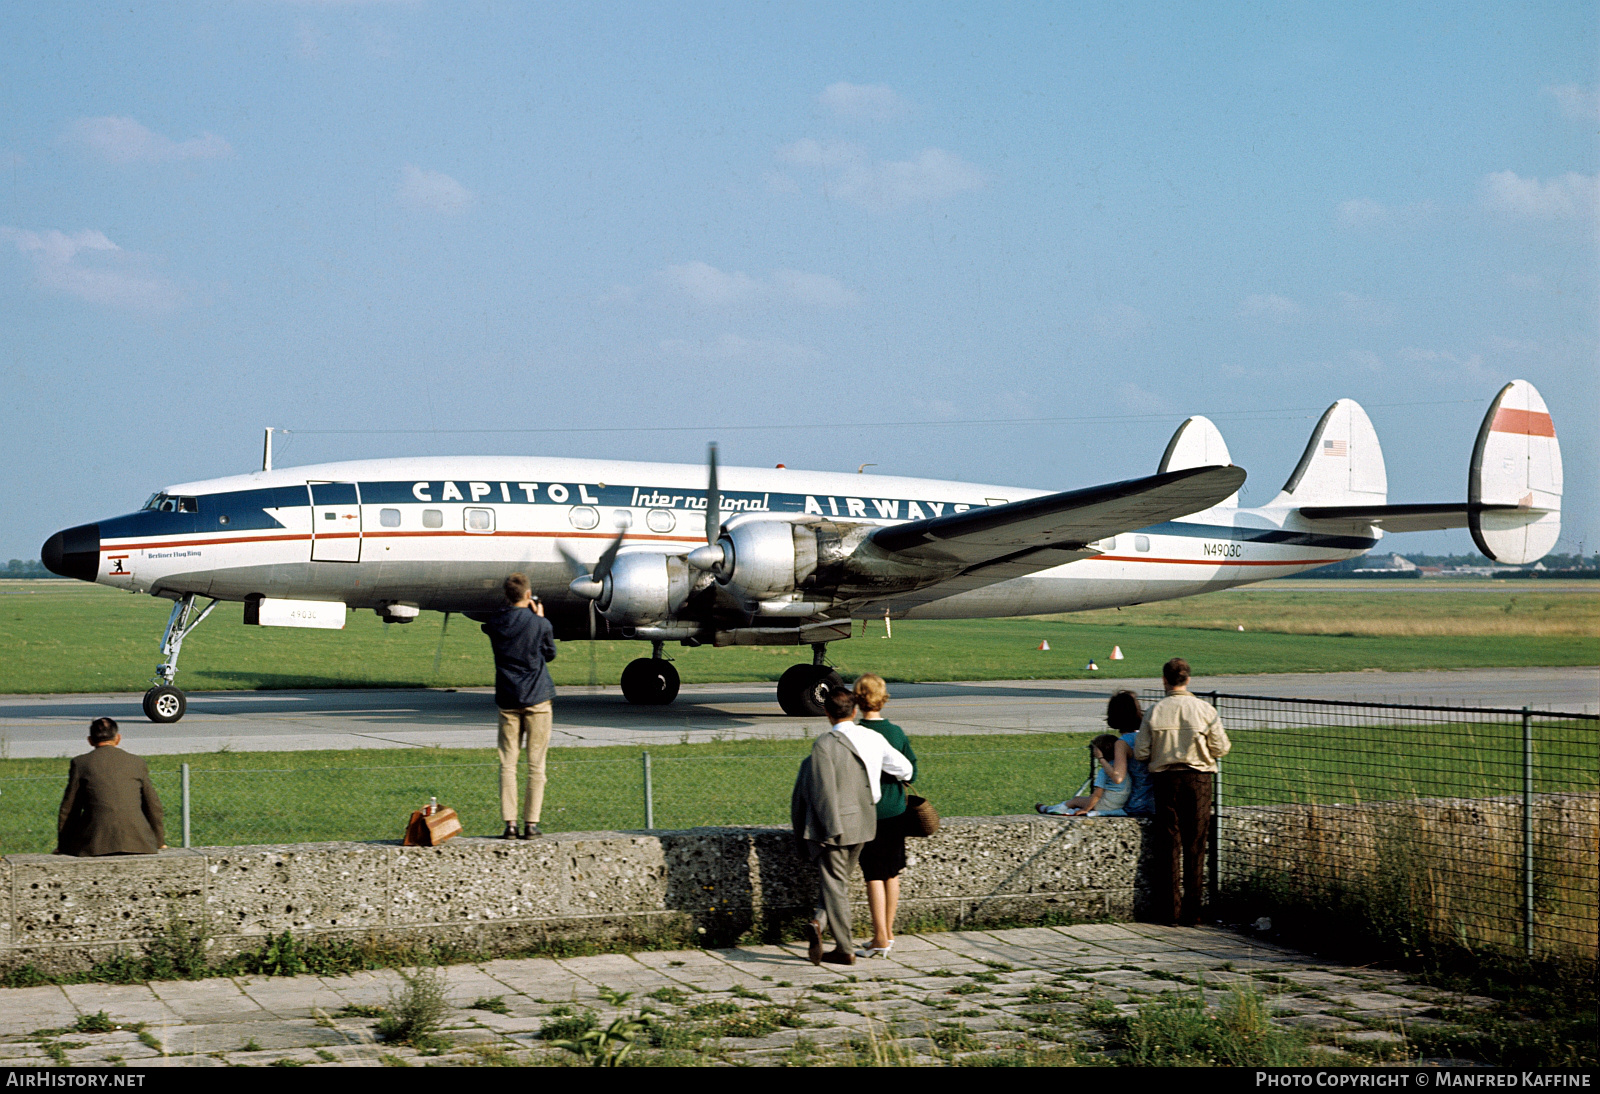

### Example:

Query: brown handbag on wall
xmin=902 ymin=792 xmax=940 ymax=837
xmin=403 ymin=807 xmax=462 ymax=846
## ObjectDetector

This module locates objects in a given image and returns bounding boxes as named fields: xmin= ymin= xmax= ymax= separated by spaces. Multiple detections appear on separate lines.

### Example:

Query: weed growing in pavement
xmin=1087 ymin=983 xmax=1330 ymax=1067
xmin=375 ymin=967 xmax=451 ymax=1051
xmin=470 ymin=995 xmax=511 ymax=1015
xmin=537 ymin=1010 xmax=598 ymax=1041
xmin=647 ymin=987 xmax=688 ymax=1004
xmin=551 ymin=1012 xmax=654 ymax=1066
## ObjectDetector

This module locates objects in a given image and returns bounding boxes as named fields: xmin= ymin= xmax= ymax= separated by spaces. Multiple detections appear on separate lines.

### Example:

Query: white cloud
xmin=1348 ymin=350 xmax=1383 ymax=373
xmin=1337 ymin=291 xmax=1399 ymax=325
xmin=1398 ymin=346 xmax=1493 ymax=381
xmin=1115 ymin=381 xmax=1173 ymax=416
xmin=397 ymin=164 xmax=474 ymax=215
xmin=658 ymin=333 xmax=822 ymax=362
xmin=1546 ymin=83 xmax=1600 ymax=122
xmin=1336 ymin=196 xmax=1435 ymax=229
xmin=1480 ymin=170 xmax=1598 ymax=221
xmin=771 ymin=268 xmax=859 ymax=308
xmin=1088 ymin=302 xmax=1148 ymax=338
xmin=0 ymin=226 xmax=183 ymax=311
xmin=652 ymin=261 xmax=858 ymax=309
xmin=1236 ymin=293 xmax=1301 ymax=322
xmin=64 ymin=116 xmax=232 ymax=165
xmin=774 ymin=140 xmax=986 ymax=213
xmin=1337 ymin=198 xmax=1390 ymax=229
xmin=819 ymin=82 xmax=910 ymax=121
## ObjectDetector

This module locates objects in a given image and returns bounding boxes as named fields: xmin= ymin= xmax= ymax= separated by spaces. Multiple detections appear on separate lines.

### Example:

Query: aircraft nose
xmin=41 ymin=523 xmax=100 ymax=582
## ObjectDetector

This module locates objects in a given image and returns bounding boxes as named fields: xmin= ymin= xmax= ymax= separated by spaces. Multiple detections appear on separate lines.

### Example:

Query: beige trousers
xmin=497 ymin=701 xmax=553 ymax=823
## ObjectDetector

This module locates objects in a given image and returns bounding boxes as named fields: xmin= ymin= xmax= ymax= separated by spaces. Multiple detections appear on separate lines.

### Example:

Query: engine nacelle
xmin=716 ymin=520 xmax=818 ymax=601
xmin=599 ymin=552 xmax=691 ymax=624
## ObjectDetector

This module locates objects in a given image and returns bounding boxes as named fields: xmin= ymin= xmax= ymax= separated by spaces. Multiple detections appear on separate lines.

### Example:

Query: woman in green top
xmin=854 ymin=673 xmax=917 ymax=958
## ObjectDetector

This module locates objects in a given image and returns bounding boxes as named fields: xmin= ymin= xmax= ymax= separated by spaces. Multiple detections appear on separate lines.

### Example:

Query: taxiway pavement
xmin=0 ymin=666 xmax=1593 ymax=758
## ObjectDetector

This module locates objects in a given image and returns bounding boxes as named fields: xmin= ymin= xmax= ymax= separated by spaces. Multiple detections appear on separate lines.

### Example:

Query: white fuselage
xmin=82 ymin=455 xmax=1377 ymax=637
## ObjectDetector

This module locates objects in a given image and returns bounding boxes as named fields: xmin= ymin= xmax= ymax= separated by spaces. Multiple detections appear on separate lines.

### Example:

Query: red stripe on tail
xmin=1491 ymin=407 xmax=1555 ymax=437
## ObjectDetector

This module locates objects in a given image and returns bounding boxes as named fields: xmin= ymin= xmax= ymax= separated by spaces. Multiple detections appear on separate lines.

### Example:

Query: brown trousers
xmin=1152 ymin=767 xmax=1213 ymax=926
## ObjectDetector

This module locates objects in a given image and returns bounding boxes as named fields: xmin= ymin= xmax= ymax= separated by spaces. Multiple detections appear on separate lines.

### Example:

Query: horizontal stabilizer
xmin=1298 ymin=502 xmax=1528 ymax=535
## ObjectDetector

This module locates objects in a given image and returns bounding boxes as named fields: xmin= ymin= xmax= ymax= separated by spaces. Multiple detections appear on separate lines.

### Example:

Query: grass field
xmin=2 ymin=716 xmax=1592 ymax=854
xmin=2 ymin=580 xmax=1596 ymax=695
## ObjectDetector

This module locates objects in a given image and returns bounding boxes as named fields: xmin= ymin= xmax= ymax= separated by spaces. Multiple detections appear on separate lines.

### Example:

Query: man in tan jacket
xmin=1135 ymin=658 xmax=1230 ymax=926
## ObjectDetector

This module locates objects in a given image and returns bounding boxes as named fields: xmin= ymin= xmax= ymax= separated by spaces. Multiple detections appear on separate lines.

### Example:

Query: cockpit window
xmin=142 ymin=493 xmax=197 ymax=513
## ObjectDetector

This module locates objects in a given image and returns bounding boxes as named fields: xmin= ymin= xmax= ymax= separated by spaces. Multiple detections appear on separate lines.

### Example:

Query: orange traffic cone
xmin=1111 ymin=645 xmax=1124 ymax=660
xmin=1038 ymin=639 xmax=1051 ymax=651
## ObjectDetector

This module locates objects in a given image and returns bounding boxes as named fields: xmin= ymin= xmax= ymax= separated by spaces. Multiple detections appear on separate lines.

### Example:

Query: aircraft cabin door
xmin=308 ymin=481 xmax=363 ymax=562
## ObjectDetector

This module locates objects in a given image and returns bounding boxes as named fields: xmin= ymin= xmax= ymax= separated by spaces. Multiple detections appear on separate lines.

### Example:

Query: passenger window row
xmin=368 ymin=506 xmax=678 ymax=534
xmin=375 ymin=508 xmax=494 ymax=532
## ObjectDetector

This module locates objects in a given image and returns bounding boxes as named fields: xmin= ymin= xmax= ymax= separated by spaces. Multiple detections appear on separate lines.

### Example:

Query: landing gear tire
xmin=776 ymin=664 xmax=843 ymax=716
xmin=143 ymin=685 xmax=187 ymax=724
xmin=621 ymin=658 xmax=681 ymax=705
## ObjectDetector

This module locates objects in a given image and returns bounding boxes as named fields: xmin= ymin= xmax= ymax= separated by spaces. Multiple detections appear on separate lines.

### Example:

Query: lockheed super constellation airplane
xmin=42 ymin=380 xmax=1562 ymax=723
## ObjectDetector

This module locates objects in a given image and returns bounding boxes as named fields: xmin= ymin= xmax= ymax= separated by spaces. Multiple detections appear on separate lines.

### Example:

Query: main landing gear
xmin=620 ymin=641 xmax=681 ymax=706
xmin=775 ymin=643 xmax=842 ymax=717
xmin=142 ymin=593 xmax=219 ymax=724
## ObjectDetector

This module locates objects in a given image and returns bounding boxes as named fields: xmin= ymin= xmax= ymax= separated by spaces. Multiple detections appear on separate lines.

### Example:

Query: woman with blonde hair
xmin=852 ymin=673 xmax=917 ymax=958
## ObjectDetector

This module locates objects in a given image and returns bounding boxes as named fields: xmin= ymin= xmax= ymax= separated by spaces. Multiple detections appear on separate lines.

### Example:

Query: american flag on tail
xmin=1323 ymin=438 xmax=1348 ymax=456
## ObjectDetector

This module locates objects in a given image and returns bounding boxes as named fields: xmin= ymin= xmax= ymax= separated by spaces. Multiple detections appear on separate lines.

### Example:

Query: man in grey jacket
xmin=791 ymin=687 xmax=913 ymax=965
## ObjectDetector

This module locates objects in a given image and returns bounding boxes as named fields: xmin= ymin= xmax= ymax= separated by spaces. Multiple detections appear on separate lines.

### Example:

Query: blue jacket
xmin=468 ymin=606 xmax=557 ymax=708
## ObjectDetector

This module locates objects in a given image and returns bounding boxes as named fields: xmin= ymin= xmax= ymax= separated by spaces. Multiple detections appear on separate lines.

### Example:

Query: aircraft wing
xmin=854 ymin=464 xmax=1246 ymax=611
xmin=1297 ymin=502 xmax=1531 ymax=534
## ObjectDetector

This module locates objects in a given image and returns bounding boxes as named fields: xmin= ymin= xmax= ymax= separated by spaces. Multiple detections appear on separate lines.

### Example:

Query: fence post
xmin=1522 ymin=707 xmax=1534 ymax=958
xmin=181 ymin=763 xmax=191 ymax=849
xmin=1208 ymin=691 xmax=1221 ymax=913
xmin=642 ymin=751 xmax=654 ymax=830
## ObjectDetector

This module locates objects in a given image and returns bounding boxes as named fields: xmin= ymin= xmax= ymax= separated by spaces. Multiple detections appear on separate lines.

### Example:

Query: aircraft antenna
xmin=262 ymin=428 xmax=273 ymax=472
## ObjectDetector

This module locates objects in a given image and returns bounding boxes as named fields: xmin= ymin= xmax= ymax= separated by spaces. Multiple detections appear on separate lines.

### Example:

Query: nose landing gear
xmin=142 ymin=593 xmax=219 ymax=724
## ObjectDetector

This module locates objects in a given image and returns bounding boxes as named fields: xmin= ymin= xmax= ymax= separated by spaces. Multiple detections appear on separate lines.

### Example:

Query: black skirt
xmin=860 ymin=811 xmax=908 ymax=881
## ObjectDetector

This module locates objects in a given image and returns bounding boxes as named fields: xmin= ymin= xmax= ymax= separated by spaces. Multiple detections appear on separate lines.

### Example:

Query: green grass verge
xmin=3 ymin=582 xmax=1596 ymax=695
xmin=4 ymin=719 xmax=1592 ymax=854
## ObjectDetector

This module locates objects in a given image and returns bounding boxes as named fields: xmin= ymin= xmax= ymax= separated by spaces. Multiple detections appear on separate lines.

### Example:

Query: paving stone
xmin=1338 ymin=1029 xmax=1405 ymax=1043
xmin=61 ymin=982 xmax=186 ymax=1027
xmin=235 ymin=974 xmax=349 ymax=1018
xmin=1277 ymin=1013 xmax=1363 ymax=1031
xmin=1328 ymin=991 xmax=1434 ymax=1013
xmin=0 ymin=986 xmax=75 ymax=1036
xmin=148 ymin=978 xmax=269 ymax=1022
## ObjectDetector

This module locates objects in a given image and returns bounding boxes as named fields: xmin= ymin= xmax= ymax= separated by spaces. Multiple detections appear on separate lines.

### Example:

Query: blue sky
xmin=2 ymin=2 xmax=1595 ymax=562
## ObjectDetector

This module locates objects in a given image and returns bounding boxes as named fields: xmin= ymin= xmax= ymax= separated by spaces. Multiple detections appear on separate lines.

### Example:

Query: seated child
xmin=1035 ymin=734 xmax=1132 ymax=816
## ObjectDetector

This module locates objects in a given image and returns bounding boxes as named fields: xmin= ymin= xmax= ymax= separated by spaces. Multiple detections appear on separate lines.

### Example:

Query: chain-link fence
xmin=1197 ymin=693 xmax=1598 ymax=965
xmin=0 ymin=740 xmax=1100 ymax=852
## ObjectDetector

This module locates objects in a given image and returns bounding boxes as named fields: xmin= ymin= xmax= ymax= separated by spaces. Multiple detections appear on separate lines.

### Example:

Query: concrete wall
xmin=0 ymin=815 xmax=1157 ymax=975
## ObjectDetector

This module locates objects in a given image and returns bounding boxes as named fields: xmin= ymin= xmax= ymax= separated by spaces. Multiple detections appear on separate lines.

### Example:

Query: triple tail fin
xmin=1295 ymin=380 xmax=1562 ymax=565
xmin=1266 ymin=399 xmax=1387 ymax=508
xmin=1158 ymin=416 xmax=1240 ymax=509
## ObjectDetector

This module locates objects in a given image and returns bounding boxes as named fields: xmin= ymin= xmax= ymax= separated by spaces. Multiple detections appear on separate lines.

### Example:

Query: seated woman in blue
xmin=1105 ymin=689 xmax=1154 ymax=816
xmin=1036 ymin=691 xmax=1154 ymax=817
xmin=1037 ymin=734 xmax=1132 ymax=816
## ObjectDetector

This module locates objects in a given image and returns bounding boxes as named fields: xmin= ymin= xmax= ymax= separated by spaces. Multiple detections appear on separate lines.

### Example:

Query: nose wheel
xmin=142 ymin=685 xmax=187 ymax=724
xmin=776 ymin=664 xmax=843 ymax=716
xmin=620 ymin=657 xmax=681 ymax=705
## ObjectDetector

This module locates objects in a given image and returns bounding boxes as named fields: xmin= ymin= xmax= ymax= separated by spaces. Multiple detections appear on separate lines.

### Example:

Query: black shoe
xmin=520 ymin=822 xmax=542 ymax=840
xmin=501 ymin=822 xmax=518 ymax=840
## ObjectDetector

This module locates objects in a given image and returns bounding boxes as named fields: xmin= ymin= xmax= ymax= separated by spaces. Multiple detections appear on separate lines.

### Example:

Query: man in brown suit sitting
xmin=56 ymin=718 xmax=166 ymax=856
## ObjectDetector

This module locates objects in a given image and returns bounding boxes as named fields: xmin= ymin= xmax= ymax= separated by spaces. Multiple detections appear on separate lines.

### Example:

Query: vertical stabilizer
xmin=1269 ymin=399 xmax=1387 ymax=508
xmin=1158 ymin=416 xmax=1239 ymax=507
xmin=1469 ymin=380 xmax=1562 ymax=564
